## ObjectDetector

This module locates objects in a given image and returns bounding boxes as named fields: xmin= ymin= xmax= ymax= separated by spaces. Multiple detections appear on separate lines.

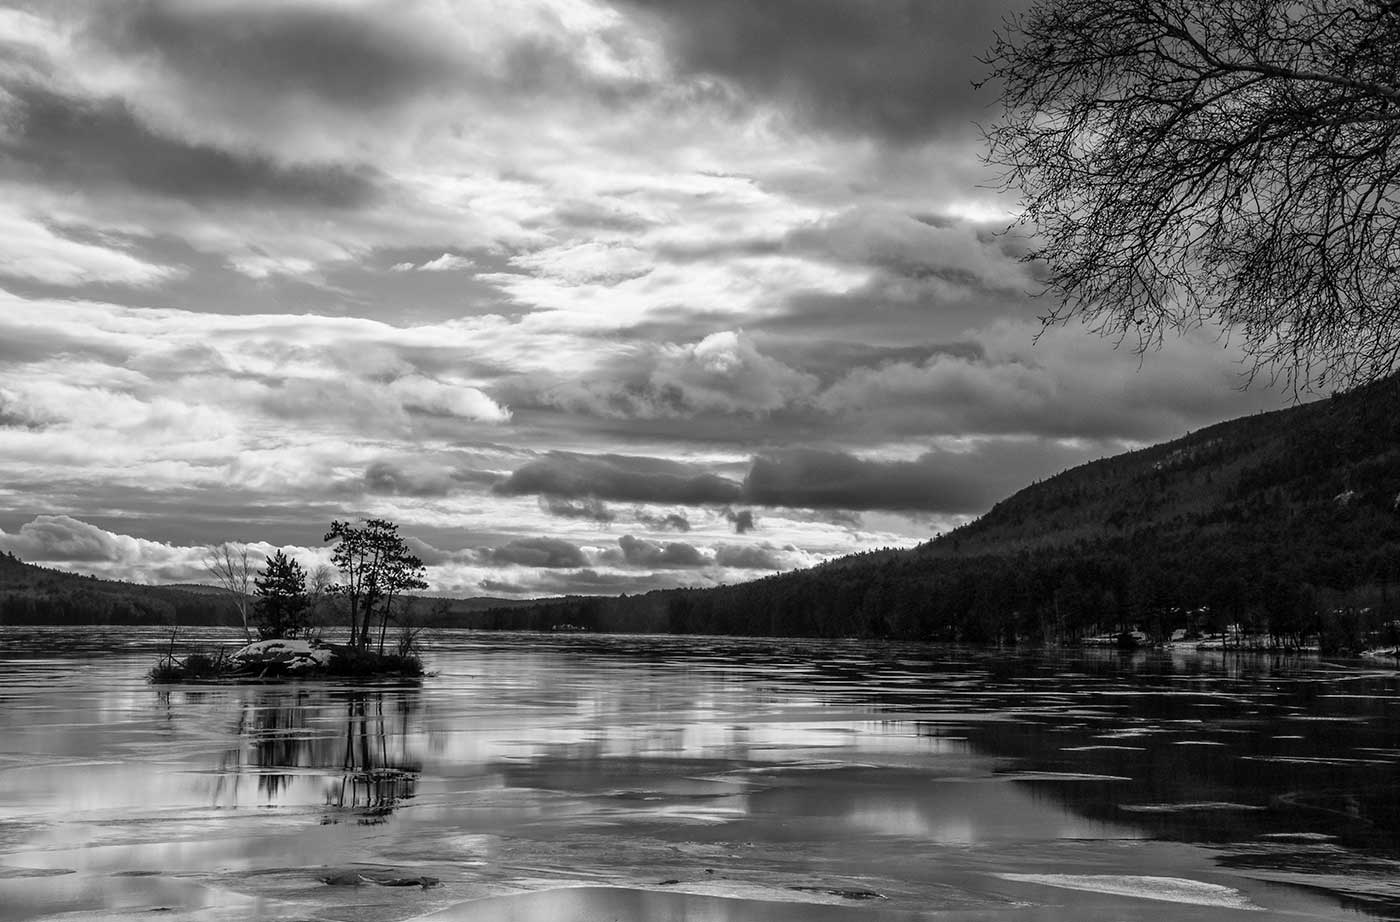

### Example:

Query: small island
xmin=150 ymin=519 xmax=427 ymax=683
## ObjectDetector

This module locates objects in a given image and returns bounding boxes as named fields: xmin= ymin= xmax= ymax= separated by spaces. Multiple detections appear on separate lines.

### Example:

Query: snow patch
xmin=996 ymin=874 xmax=1261 ymax=910
xmin=230 ymin=638 xmax=333 ymax=671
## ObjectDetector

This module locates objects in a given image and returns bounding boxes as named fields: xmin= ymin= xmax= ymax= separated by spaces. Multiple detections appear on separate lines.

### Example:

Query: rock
xmin=230 ymin=639 xmax=333 ymax=673
xmin=317 ymin=868 xmax=439 ymax=889
xmin=789 ymin=886 xmax=886 ymax=901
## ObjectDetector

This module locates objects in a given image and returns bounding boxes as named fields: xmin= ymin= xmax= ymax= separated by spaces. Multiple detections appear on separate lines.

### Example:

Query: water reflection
xmin=214 ymin=690 xmax=421 ymax=822
xmin=1 ymin=628 xmax=1399 ymax=922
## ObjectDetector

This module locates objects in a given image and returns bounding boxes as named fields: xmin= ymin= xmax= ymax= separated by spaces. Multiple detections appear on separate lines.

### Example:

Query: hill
xmin=0 ymin=553 xmax=542 ymax=629
xmin=0 ymin=553 xmax=239 ymax=627
xmin=477 ymin=375 xmax=1400 ymax=650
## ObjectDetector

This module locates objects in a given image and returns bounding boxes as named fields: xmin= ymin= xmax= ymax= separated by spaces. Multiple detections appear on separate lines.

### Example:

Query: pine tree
xmin=254 ymin=550 xmax=308 ymax=639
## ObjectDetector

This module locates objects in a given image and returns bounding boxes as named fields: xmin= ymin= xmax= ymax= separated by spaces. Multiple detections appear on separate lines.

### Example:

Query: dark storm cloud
xmin=616 ymin=0 xmax=1024 ymax=141
xmin=0 ymin=86 xmax=379 ymax=207
xmin=742 ymin=445 xmax=1092 ymax=514
xmin=93 ymin=1 xmax=459 ymax=109
xmin=615 ymin=534 xmax=707 ymax=568
xmin=361 ymin=460 xmax=499 ymax=498
xmin=492 ymin=443 xmax=1093 ymax=517
xmin=489 ymin=537 xmax=591 ymax=569
xmin=540 ymin=495 xmax=616 ymax=523
xmin=89 ymin=1 xmax=650 ymax=124
xmin=494 ymin=452 xmax=743 ymax=505
xmin=724 ymin=508 xmax=756 ymax=534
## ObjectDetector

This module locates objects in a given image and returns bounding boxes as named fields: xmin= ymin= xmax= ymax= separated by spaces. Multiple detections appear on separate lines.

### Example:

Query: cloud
xmin=647 ymin=330 xmax=819 ymax=415
xmin=635 ymin=509 xmax=691 ymax=532
xmin=615 ymin=534 xmax=707 ymax=568
xmin=404 ymin=536 xmax=461 ymax=567
xmin=419 ymin=253 xmax=476 ymax=272
xmin=714 ymin=542 xmax=802 ymax=570
xmin=257 ymin=375 xmax=511 ymax=433
xmin=493 ymin=441 xmax=1101 ymax=517
xmin=540 ymin=495 xmax=616 ymax=523
xmin=0 ymin=514 xmax=251 ymax=582
xmin=786 ymin=205 xmax=1031 ymax=292
xmin=67 ymin=0 xmax=665 ymax=179
xmin=0 ymin=86 xmax=381 ymax=208
xmin=495 ymin=451 xmax=743 ymax=505
xmin=393 ymin=253 xmax=476 ymax=272
xmin=513 ymin=330 xmax=820 ymax=419
xmin=363 ymin=459 xmax=497 ymax=498
xmin=488 ymin=536 xmax=591 ymax=569
xmin=387 ymin=375 xmax=511 ymax=422
xmin=0 ymin=206 xmax=178 ymax=287
xmin=724 ymin=507 xmax=757 ymax=534
xmin=94 ymin=1 xmax=464 ymax=111
xmin=742 ymin=444 xmax=1093 ymax=514
xmin=813 ymin=321 xmax=1283 ymax=441
xmin=617 ymin=0 xmax=1023 ymax=141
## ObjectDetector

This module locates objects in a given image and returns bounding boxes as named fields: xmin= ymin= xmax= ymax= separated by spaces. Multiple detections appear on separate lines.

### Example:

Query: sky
xmin=0 ymin=0 xmax=1288 ymax=597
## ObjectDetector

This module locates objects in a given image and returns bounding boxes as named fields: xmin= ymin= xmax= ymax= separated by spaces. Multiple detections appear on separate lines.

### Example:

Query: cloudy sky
xmin=0 ymin=0 xmax=1287 ymax=596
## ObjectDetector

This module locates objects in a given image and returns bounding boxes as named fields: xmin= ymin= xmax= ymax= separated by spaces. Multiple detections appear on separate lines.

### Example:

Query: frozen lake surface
xmin=1 ymin=627 xmax=1398 ymax=921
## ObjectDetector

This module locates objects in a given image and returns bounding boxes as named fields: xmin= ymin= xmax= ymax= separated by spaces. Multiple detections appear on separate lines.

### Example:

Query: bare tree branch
xmin=204 ymin=542 xmax=256 ymax=641
xmin=982 ymin=0 xmax=1400 ymax=392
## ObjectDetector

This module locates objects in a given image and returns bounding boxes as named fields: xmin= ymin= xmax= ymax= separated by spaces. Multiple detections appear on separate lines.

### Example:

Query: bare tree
xmin=305 ymin=563 xmax=337 ymax=640
xmin=982 ymin=0 xmax=1400 ymax=391
xmin=204 ymin=542 xmax=256 ymax=641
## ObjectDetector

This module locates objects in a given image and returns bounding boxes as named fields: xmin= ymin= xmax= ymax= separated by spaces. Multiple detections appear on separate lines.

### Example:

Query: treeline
xmin=0 ymin=553 xmax=237 ymax=627
xmin=475 ymin=521 xmax=1400 ymax=653
xmin=478 ymin=377 xmax=1400 ymax=653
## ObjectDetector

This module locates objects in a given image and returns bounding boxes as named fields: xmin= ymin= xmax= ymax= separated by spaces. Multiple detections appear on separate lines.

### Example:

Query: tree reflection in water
xmin=332 ymin=693 xmax=420 ymax=823
xmin=213 ymin=688 xmax=421 ymax=823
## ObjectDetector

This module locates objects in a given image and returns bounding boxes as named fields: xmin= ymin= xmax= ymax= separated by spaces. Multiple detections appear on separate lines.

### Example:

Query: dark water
xmin=1 ymin=627 xmax=1398 ymax=921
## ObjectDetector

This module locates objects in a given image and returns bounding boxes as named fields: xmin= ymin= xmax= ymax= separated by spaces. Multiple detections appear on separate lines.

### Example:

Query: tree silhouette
xmin=324 ymin=519 xmax=427 ymax=650
xmin=982 ymin=0 xmax=1400 ymax=390
xmin=253 ymin=549 xmax=308 ymax=639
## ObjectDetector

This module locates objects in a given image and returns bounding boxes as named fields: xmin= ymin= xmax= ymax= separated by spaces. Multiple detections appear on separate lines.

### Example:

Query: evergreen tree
xmin=254 ymin=550 xmax=308 ymax=639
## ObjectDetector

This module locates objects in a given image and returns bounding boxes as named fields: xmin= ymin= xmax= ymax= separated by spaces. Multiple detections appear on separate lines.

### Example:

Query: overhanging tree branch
xmin=982 ymin=0 xmax=1400 ymax=391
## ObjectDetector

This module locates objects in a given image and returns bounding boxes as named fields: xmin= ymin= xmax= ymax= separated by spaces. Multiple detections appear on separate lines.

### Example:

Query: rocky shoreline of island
xmin=148 ymin=637 xmax=423 ymax=683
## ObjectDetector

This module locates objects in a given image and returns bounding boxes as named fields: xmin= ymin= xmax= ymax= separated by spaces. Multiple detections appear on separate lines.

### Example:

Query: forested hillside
xmin=478 ymin=375 xmax=1400 ymax=650
xmin=0 ymin=551 xmax=540 ymax=630
xmin=0 ymin=553 xmax=238 ymax=627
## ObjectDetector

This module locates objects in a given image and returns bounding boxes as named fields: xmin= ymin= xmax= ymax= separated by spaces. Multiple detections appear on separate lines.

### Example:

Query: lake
xmin=1 ymin=627 xmax=1398 ymax=921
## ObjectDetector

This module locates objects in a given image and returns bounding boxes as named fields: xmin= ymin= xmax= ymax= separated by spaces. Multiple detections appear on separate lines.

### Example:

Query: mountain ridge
xmin=476 ymin=375 xmax=1400 ymax=647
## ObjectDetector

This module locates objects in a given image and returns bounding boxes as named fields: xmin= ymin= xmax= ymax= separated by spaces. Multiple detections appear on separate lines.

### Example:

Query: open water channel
xmin=1 ymin=627 xmax=1398 ymax=921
